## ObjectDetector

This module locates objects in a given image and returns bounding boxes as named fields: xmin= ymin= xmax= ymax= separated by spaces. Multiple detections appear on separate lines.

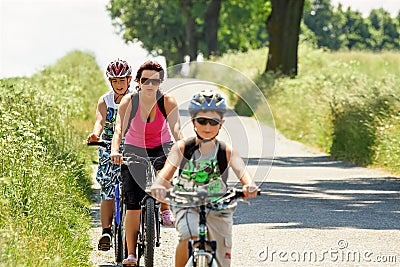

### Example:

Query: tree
xmin=218 ymin=0 xmax=270 ymax=54
xmin=369 ymin=8 xmax=400 ymax=50
xmin=341 ymin=7 xmax=373 ymax=50
xmin=266 ymin=0 xmax=305 ymax=77
xmin=108 ymin=0 xmax=270 ymax=65
xmin=303 ymin=0 xmax=347 ymax=50
xmin=107 ymin=0 xmax=186 ymax=65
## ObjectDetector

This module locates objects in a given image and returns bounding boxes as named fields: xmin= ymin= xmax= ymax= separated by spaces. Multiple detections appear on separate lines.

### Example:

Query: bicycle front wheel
xmin=115 ymin=183 xmax=127 ymax=263
xmin=196 ymin=254 xmax=209 ymax=267
xmin=144 ymin=197 xmax=155 ymax=267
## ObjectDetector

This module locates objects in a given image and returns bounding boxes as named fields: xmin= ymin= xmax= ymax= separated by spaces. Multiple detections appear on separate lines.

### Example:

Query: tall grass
xmin=216 ymin=45 xmax=400 ymax=174
xmin=0 ymin=51 xmax=107 ymax=266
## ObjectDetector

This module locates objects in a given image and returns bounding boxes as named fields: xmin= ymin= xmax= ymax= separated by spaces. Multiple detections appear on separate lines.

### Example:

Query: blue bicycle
xmin=87 ymin=141 xmax=125 ymax=263
xmin=88 ymin=142 xmax=165 ymax=266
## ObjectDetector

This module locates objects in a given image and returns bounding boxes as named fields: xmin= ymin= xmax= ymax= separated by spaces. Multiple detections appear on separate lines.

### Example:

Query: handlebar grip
xmin=87 ymin=141 xmax=108 ymax=148
xmin=232 ymin=188 xmax=261 ymax=198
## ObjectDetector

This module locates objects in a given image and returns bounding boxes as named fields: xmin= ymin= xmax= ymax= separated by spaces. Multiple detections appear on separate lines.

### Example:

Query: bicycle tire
xmin=196 ymin=254 xmax=209 ymax=267
xmin=114 ymin=185 xmax=124 ymax=263
xmin=114 ymin=224 xmax=123 ymax=263
xmin=144 ymin=198 xmax=155 ymax=267
xmin=119 ymin=200 xmax=128 ymax=263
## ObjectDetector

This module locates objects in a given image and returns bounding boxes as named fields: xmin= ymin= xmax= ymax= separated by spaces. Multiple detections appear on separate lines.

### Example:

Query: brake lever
xmin=237 ymin=198 xmax=250 ymax=206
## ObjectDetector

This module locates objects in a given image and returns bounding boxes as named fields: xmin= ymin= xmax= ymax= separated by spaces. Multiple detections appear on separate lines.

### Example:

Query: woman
xmin=111 ymin=60 xmax=183 ymax=265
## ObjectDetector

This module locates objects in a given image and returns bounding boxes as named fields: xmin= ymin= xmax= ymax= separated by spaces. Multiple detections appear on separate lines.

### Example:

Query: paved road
xmin=90 ymin=78 xmax=399 ymax=266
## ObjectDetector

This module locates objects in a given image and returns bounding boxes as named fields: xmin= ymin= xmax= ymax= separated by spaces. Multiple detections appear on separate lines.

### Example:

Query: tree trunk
xmin=182 ymin=0 xmax=198 ymax=61
xmin=166 ymin=36 xmax=187 ymax=67
xmin=265 ymin=0 xmax=304 ymax=77
xmin=186 ymin=17 xmax=198 ymax=61
xmin=204 ymin=0 xmax=222 ymax=58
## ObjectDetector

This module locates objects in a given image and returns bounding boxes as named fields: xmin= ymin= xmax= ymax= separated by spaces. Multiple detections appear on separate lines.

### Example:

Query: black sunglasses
xmin=140 ymin=77 xmax=161 ymax=85
xmin=194 ymin=117 xmax=221 ymax=126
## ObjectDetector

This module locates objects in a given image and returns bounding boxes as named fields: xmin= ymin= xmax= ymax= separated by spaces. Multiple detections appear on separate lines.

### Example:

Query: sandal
xmin=122 ymin=254 xmax=137 ymax=266
xmin=161 ymin=209 xmax=175 ymax=226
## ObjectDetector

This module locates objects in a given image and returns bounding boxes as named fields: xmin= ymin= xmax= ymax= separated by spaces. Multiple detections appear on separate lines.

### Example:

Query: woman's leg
xmin=125 ymin=209 xmax=141 ymax=256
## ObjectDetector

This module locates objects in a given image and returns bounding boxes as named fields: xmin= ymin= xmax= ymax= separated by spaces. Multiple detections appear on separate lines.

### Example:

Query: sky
xmin=1 ymin=0 xmax=399 ymax=79
xmin=0 ymin=0 xmax=151 ymax=79
xmin=331 ymin=0 xmax=400 ymax=16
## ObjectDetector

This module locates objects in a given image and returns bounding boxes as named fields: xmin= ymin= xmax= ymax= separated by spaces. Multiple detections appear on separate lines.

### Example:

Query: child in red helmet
xmin=87 ymin=59 xmax=133 ymax=251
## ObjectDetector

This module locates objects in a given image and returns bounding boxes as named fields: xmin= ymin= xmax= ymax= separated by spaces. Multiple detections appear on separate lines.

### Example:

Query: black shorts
xmin=122 ymin=142 xmax=173 ymax=209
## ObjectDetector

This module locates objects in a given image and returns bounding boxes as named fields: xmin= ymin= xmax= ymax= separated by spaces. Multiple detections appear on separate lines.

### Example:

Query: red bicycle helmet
xmin=106 ymin=59 xmax=132 ymax=78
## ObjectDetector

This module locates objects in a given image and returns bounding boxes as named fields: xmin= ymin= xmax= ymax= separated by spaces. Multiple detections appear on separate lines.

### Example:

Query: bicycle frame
xmin=114 ymin=180 xmax=127 ymax=263
xmin=185 ymin=203 xmax=218 ymax=267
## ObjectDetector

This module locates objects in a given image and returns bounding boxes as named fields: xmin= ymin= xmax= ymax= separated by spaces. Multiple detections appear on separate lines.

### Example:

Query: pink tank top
xmin=124 ymin=102 xmax=172 ymax=148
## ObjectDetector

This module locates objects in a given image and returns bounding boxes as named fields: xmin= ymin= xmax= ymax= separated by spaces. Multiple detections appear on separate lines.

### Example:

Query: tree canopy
xmin=107 ymin=0 xmax=400 ymax=68
xmin=107 ymin=0 xmax=270 ymax=65
xmin=303 ymin=0 xmax=400 ymax=51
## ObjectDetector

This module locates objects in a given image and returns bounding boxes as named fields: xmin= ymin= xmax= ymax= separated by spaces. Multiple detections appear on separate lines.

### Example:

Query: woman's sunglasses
xmin=140 ymin=77 xmax=161 ymax=85
xmin=194 ymin=117 xmax=221 ymax=126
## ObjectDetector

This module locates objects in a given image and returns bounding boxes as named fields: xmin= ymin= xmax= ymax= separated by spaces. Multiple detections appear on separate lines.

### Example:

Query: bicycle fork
xmin=186 ymin=205 xmax=217 ymax=267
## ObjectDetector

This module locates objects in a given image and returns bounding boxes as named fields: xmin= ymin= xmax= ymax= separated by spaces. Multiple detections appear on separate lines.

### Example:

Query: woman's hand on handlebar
xmin=110 ymin=150 xmax=123 ymax=165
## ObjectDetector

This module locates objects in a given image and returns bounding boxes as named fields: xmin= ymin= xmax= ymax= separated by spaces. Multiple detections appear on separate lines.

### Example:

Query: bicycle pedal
xmin=98 ymin=243 xmax=111 ymax=251
xmin=98 ymin=234 xmax=112 ymax=251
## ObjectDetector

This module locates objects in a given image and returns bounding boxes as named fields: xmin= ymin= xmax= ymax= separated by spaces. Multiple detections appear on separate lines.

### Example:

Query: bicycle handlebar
xmin=123 ymin=153 xmax=167 ymax=166
xmin=166 ymin=188 xmax=261 ymax=207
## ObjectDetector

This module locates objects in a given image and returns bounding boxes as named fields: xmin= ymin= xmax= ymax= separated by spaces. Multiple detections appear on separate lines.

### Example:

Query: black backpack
xmin=124 ymin=90 xmax=167 ymax=135
xmin=179 ymin=137 xmax=229 ymax=182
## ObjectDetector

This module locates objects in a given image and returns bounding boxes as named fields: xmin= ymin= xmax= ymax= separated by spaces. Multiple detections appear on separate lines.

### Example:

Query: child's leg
xmin=174 ymin=208 xmax=199 ymax=266
xmin=207 ymin=208 xmax=236 ymax=267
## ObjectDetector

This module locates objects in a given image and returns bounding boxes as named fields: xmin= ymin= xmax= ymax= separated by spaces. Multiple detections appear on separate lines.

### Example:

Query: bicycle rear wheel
xmin=144 ymin=198 xmax=155 ymax=267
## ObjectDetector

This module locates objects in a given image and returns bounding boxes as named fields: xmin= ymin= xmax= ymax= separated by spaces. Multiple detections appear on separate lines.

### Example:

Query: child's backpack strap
xmin=217 ymin=141 xmax=228 ymax=181
xmin=124 ymin=90 xmax=168 ymax=136
xmin=179 ymin=137 xmax=198 ymax=175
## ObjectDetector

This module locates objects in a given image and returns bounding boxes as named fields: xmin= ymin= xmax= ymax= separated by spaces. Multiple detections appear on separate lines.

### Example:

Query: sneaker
xmin=161 ymin=209 xmax=175 ymax=226
xmin=122 ymin=254 xmax=137 ymax=266
xmin=98 ymin=233 xmax=112 ymax=251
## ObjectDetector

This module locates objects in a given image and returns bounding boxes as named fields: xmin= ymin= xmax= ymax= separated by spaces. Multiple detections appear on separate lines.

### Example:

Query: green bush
xmin=0 ymin=51 xmax=107 ymax=266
